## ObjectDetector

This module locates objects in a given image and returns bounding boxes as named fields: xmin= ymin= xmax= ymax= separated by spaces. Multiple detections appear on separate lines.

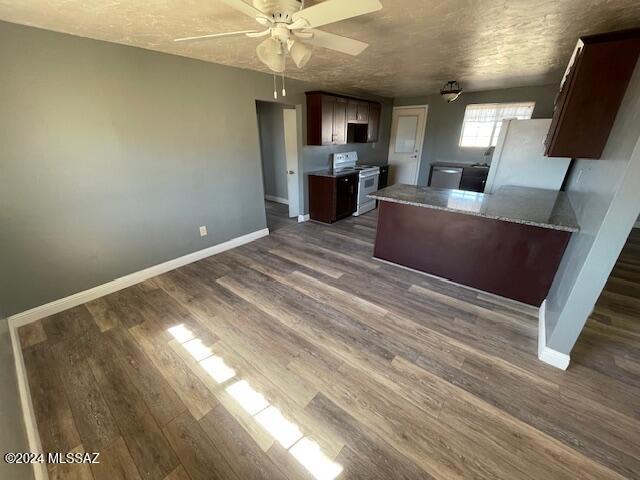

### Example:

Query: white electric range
xmin=332 ymin=152 xmax=380 ymax=216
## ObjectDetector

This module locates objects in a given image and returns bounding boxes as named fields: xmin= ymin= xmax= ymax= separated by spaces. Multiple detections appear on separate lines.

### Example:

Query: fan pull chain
xmin=273 ymin=73 xmax=278 ymax=100
xmin=281 ymin=71 xmax=287 ymax=97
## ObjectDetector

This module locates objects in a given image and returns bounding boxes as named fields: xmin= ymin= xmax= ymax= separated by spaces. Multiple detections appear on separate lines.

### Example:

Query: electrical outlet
xmin=199 ymin=226 xmax=208 ymax=237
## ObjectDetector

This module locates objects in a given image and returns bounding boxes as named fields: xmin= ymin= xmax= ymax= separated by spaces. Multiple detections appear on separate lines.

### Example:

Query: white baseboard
xmin=7 ymin=228 xmax=269 ymax=328
xmin=9 ymin=326 xmax=47 ymax=480
xmin=265 ymin=195 xmax=289 ymax=205
xmin=298 ymin=214 xmax=310 ymax=223
xmin=6 ymin=227 xmax=269 ymax=480
xmin=537 ymin=300 xmax=571 ymax=370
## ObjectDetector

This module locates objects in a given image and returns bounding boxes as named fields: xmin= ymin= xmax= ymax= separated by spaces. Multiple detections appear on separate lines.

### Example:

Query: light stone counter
xmin=369 ymin=184 xmax=579 ymax=232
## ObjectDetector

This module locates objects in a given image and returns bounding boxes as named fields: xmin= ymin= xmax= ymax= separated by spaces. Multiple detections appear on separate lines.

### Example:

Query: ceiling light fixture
xmin=288 ymin=40 xmax=312 ymax=68
xmin=174 ymin=0 xmax=382 ymax=75
xmin=256 ymin=37 xmax=286 ymax=73
xmin=175 ymin=0 xmax=382 ymax=100
xmin=440 ymin=81 xmax=463 ymax=103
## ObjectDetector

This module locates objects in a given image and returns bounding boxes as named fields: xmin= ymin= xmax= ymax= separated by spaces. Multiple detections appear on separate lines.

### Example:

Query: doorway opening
xmin=256 ymin=100 xmax=301 ymax=232
xmin=387 ymin=105 xmax=428 ymax=186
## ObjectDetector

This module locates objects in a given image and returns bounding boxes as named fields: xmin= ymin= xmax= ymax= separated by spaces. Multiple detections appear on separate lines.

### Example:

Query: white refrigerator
xmin=485 ymin=119 xmax=571 ymax=193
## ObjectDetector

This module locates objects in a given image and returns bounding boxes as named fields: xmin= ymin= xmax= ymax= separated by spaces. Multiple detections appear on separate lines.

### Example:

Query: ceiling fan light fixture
xmin=256 ymin=37 xmax=285 ymax=72
xmin=440 ymin=80 xmax=463 ymax=103
xmin=176 ymin=0 xmax=380 ymax=81
xmin=289 ymin=40 xmax=312 ymax=68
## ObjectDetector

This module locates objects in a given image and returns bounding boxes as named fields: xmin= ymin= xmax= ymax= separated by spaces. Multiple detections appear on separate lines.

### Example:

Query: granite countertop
xmin=369 ymin=184 xmax=579 ymax=232
xmin=308 ymin=168 xmax=358 ymax=178
xmin=431 ymin=161 xmax=490 ymax=169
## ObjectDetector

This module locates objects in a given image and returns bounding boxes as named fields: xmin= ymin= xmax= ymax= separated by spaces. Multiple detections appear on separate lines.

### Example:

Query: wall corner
xmin=538 ymin=300 xmax=571 ymax=370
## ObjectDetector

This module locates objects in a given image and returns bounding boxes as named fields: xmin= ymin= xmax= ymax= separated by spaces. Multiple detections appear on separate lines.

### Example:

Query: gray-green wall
xmin=544 ymin=62 xmax=640 ymax=355
xmin=395 ymin=84 xmax=558 ymax=185
xmin=0 ymin=20 xmax=392 ymax=317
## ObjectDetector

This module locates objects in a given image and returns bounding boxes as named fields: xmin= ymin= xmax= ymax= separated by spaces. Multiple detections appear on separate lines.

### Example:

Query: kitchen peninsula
xmin=369 ymin=184 xmax=579 ymax=306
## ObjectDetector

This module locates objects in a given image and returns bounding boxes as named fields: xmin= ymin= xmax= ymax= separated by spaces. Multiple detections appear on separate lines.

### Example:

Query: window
xmin=459 ymin=102 xmax=535 ymax=148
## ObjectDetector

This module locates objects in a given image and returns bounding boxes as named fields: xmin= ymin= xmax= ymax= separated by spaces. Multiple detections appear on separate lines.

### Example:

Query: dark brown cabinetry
xmin=307 ymin=91 xmax=382 ymax=146
xmin=545 ymin=29 xmax=640 ymax=159
xmin=309 ymin=173 xmax=358 ymax=223
xmin=319 ymin=95 xmax=348 ymax=145
xmin=347 ymin=99 xmax=369 ymax=124
xmin=378 ymin=165 xmax=389 ymax=189
xmin=346 ymin=101 xmax=358 ymax=123
xmin=332 ymin=97 xmax=348 ymax=145
xmin=367 ymin=103 xmax=381 ymax=143
xmin=346 ymin=100 xmax=369 ymax=124
xmin=459 ymin=166 xmax=489 ymax=193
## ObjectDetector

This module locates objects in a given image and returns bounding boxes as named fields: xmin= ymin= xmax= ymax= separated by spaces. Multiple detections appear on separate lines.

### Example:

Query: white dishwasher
xmin=430 ymin=166 xmax=463 ymax=189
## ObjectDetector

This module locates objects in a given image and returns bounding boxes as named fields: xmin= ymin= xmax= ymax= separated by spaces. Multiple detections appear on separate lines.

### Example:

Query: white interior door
xmin=388 ymin=106 xmax=428 ymax=185
xmin=283 ymin=108 xmax=300 ymax=218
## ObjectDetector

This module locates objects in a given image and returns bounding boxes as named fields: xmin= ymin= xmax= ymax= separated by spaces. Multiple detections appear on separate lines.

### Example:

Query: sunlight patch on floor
xmin=168 ymin=324 xmax=195 ymax=343
xmin=290 ymin=437 xmax=344 ymax=480
xmin=182 ymin=338 xmax=213 ymax=361
xmin=168 ymin=323 xmax=344 ymax=480
xmin=255 ymin=405 xmax=304 ymax=449
xmin=226 ymin=379 xmax=270 ymax=415
xmin=199 ymin=355 xmax=236 ymax=383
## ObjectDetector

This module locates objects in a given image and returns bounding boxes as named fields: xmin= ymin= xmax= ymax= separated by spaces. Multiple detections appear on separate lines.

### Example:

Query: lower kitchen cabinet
xmin=309 ymin=173 xmax=358 ymax=223
xmin=378 ymin=165 xmax=389 ymax=189
xmin=459 ymin=166 xmax=489 ymax=192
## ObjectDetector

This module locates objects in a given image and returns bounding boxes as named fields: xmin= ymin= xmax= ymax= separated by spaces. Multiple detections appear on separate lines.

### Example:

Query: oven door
xmin=358 ymin=173 xmax=379 ymax=205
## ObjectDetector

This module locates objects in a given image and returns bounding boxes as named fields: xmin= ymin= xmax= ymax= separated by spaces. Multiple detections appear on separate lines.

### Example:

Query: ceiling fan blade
xmin=174 ymin=30 xmax=258 ymax=42
xmin=221 ymin=0 xmax=270 ymax=21
xmin=291 ymin=0 xmax=382 ymax=29
xmin=301 ymin=29 xmax=369 ymax=56
xmin=246 ymin=30 xmax=271 ymax=38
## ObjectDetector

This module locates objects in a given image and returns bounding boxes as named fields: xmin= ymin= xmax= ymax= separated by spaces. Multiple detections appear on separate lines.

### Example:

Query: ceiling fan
xmin=174 ymin=0 xmax=383 ymax=74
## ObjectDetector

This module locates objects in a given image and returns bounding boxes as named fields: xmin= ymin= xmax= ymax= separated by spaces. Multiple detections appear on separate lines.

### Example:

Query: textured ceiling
xmin=1 ymin=0 xmax=640 ymax=97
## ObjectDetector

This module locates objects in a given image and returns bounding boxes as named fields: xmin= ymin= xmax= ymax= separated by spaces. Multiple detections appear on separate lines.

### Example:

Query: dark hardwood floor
xmin=572 ymin=227 xmax=640 ymax=385
xmin=18 ymin=213 xmax=640 ymax=479
xmin=265 ymin=200 xmax=297 ymax=232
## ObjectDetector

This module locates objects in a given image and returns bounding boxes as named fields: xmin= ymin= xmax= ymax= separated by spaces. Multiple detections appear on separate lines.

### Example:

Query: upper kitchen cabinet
xmin=347 ymin=100 xmax=370 ymax=123
xmin=545 ymin=29 xmax=640 ymax=159
xmin=367 ymin=102 xmax=381 ymax=143
xmin=306 ymin=91 xmax=381 ymax=146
